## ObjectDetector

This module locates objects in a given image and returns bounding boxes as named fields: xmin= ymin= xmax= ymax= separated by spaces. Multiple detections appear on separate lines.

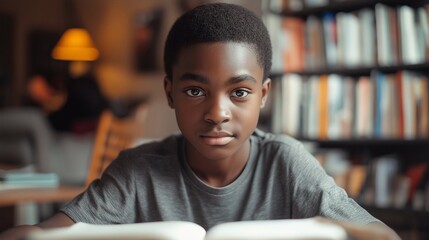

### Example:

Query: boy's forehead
xmin=174 ymin=42 xmax=262 ymax=73
xmin=172 ymin=42 xmax=263 ymax=80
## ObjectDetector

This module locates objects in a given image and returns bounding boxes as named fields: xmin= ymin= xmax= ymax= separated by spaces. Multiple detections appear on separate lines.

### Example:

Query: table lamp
xmin=52 ymin=28 xmax=99 ymax=78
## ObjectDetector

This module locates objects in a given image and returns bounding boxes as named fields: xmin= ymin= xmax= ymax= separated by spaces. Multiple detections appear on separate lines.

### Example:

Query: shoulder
xmin=252 ymin=128 xmax=305 ymax=153
xmin=251 ymin=129 xmax=319 ymax=171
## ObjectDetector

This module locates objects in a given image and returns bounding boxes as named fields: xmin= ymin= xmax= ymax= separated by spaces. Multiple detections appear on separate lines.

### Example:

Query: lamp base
xmin=69 ymin=61 xmax=90 ymax=78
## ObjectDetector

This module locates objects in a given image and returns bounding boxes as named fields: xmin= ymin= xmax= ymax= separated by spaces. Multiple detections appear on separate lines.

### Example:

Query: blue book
xmin=374 ymin=71 xmax=384 ymax=138
xmin=0 ymin=172 xmax=59 ymax=187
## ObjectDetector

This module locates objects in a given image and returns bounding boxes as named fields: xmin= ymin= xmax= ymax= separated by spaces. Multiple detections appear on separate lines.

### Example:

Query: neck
xmin=185 ymin=139 xmax=250 ymax=187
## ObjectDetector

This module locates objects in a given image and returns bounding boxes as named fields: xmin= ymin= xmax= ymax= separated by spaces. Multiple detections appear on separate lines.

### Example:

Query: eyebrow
xmin=229 ymin=74 xmax=257 ymax=84
xmin=178 ymin=73 xmax=257 ymax=84
xmin=179 ymin=73 xmax=208 ymax=83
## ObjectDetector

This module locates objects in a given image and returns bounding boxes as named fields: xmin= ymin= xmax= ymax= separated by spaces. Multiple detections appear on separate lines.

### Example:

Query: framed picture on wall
xmin=27 ymin=30 xmax=68 ymax=77
xmin=134 ymin=8 xmax=164 ymax=72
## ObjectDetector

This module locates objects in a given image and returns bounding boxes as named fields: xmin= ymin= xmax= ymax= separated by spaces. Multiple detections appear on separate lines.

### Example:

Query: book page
xmin=28 ymin=221 xmax=206 ymax=240
xmin=205 ymin=218 xmax=347 ymax=240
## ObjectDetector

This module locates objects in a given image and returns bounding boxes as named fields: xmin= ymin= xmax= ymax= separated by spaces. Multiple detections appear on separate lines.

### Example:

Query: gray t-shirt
xmin=61 ymin=129 xmax=378 ymax=229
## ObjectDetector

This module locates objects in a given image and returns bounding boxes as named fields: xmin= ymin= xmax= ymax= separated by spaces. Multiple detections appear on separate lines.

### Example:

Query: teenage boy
xmin=0 ymin=3 xmax=400 ymax=240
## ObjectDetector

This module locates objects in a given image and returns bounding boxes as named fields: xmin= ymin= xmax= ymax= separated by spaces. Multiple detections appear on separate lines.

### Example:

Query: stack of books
xmin=0 ymin=172 xmax=59 ymax=190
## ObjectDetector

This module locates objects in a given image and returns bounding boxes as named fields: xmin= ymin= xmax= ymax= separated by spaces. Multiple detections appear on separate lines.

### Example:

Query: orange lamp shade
xmin=52 ymin=28 xmax=99 ymax=61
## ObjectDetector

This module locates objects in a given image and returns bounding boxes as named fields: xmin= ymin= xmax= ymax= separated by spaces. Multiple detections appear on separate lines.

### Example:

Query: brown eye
xmin=185 ymin=88 xmax=204 ymax=97
xmin=231 ymin=89 xmax=249 ymax=98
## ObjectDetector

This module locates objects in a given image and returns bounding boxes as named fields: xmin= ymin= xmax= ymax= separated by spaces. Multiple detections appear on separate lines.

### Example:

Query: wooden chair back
xmin=86 ymin=102 xmax=148 ymax=186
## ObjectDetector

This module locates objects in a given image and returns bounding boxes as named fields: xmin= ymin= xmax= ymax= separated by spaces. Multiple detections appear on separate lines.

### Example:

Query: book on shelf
xmin=405 ymin=162 xmax=428 ymax=209
xmin=373 ymin=155 xmax=399 ymax=208
xmin=265 ymin=14 xmax=284 ymax=72
xmin=358 ymin=8 xmax=376 ymax=66
xmin=418 ymin=6 xmax=429 ymax=60
xmin=27 ymin=219 xmax=348 ymax=240
xmin=271 ymin=76 xmax=284 ymax=134
xmin=401 ymin=71 xmax=415 ymax=139
xmin=418 ymin=75 xmax=429 ymax=137
xmin=307 ymin=75 xmax=320 ymax=138
xmin=281 ymin=17 xmax=305 ymax=71
xmin=341 ymin=76 xmax=354 ymax=139
xmin=389 ymin=4 xmax=401 ymax=64
xmin=347 ymin=165 xmax=368 ymax=199
xmin=375 ymin=3 xmax=398 ymax=66
xmin=305 ymin=15 xmax=326 ymax=69
xmin=300 ymin=75 xmax=310 ymax=137
xmin=281 ymin=74 xmax=302 ymax=136
xmin=398 ymin=5 xmax=422 ymax=64
xmin=336 ymin=12 xmax=360 ymax=67
xmin=322 ymin=12 xmax=338 ymax=68
xmin=327 ymin=74 xmax=343 ymax=139
xmin=318 ymin=75 xmax=329 ymax=139
xmin=373 ymin=71 xmax=395 ymax=138
xmin=391 ymin=175 xmax=410 ymax=209
xmin=354 ymin=75 xmax=373 ymax=138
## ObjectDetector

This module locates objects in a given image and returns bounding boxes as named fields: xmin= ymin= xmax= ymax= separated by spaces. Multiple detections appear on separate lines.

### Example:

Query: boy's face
xmin=164 ymin=42 xmax=270 ymax=161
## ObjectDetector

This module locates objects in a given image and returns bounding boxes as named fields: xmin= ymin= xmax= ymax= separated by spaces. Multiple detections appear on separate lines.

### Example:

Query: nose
xmin=204 ymin=96 xmax=231 ymax=125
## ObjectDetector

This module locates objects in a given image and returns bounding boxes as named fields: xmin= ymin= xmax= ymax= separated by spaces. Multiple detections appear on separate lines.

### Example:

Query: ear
xmin=164 ymin=77 xmax=174 ymax=109
xmin=260 ymin=78 xmax=271 ymax=108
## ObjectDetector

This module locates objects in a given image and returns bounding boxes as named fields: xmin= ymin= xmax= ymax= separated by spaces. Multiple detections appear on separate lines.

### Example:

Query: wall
xmin=74 ymin=0 xmax=181 ymax=139
xmin=0 ymin=0 xmax=65 ymax=106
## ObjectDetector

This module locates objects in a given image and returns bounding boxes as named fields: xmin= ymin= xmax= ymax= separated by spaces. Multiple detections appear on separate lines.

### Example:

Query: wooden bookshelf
xmin=267 ymin=0 xmax=429 ymax=139
xmin=265 ymin=0 xmax=429 ymax=238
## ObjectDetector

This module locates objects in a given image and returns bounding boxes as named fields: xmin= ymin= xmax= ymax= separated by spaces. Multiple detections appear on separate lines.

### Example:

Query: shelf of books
xmin=271 ymin=71 xmax=429 ymax=140
xmin=264 ymin=0 xmax=429 ymax=238
xmin=266 ymin=1 xmax=429 ymax=72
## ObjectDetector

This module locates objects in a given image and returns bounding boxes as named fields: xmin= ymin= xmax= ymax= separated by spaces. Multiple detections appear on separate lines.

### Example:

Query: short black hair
xmin=164 ymin=3 xmax=272 ymax=81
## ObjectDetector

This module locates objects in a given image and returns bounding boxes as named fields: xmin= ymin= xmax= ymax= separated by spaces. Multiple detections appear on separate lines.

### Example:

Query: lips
xmin=200 ymin=131 xmax=234 ymax=146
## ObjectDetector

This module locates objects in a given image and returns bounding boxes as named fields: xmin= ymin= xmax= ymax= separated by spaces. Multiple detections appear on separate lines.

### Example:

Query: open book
xmin=27 ymin=218 xmax=348 ymax=240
